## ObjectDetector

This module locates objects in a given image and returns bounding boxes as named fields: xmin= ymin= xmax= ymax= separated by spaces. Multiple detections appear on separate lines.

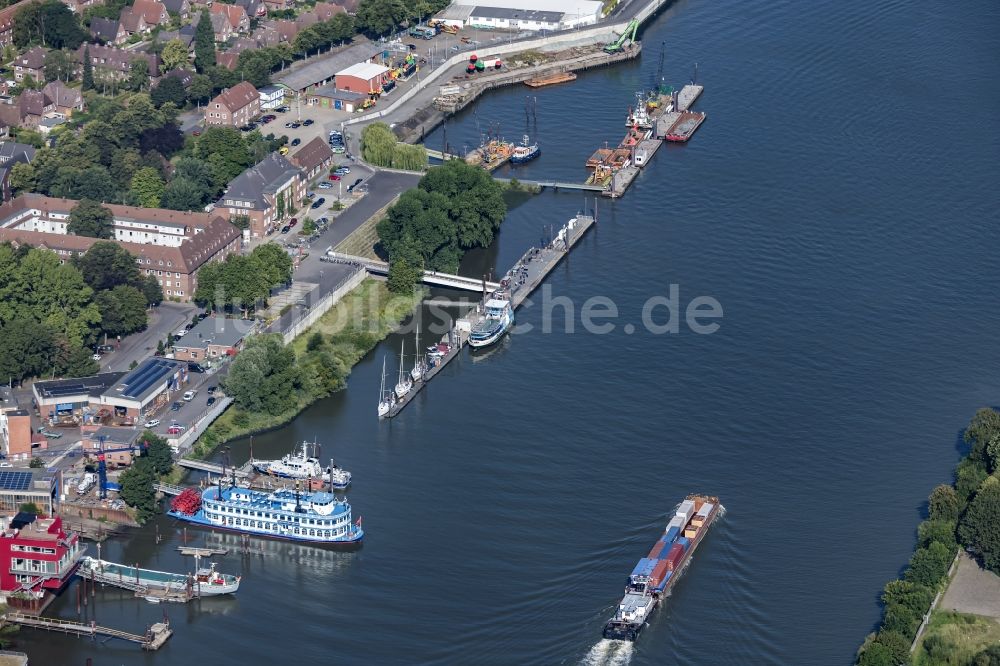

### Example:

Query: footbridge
xmin=4 ymin=612 xmax=173 ymax=650
xmin=323 ymin=252 xmax=501 ymax=292
xmin=176 ymin=459 xmax=249 ymax=478
xmin=493 ymin=177 xmax=606 ymax=192
xmin=153 ymin=482 xmax=184 ymax=496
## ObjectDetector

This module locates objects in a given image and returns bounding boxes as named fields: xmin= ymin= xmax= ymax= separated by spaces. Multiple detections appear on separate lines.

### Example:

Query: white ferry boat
xmin=469 ymin=296 xmax=514 ymax=348
xmin=168 ymin=484 xmax=364 ymax=545
xmin=252 ymin=441 xmax=352 ymax=489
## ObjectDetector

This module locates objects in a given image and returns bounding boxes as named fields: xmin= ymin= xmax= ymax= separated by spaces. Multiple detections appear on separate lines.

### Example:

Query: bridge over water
xmin=323 ymin=252 xmax=501 ymax=292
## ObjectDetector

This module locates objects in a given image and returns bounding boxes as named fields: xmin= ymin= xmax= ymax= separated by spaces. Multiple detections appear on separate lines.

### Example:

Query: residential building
xmin=0 ymin=407 xmax=31 ymax=460
xmin=0 ymin=512 xmax=84 ymax=611
xmin=290 ymin=137 xmax=333 ymax=182
xmin=261 ymin=0 xmax=292 ymax=11
xmin=41 ymin=81 xmax=84 ymax=117
xmin=118 ymin=6 xmax=149 ymax=36
xmin=205 ymin=81 xmax=259 ymax=127
xmin=172 ymin=316 xmax=251 ymax=363
xmin=312 ymin=1 xmax=345 ymax=20
xmin=335 ymin=61 xmax=389 ymax=95
xmin=154 ymin=23 xmax=196 ymax=48
xmin=164 ymin=67 xmax=194 ymax=88
xmin=13 ymin=46 xmax=47 ymax=83
xmin=131 ymin=0 xmax=169 ymax=25
xmin=32 ymin=373 xmax=126 ymax=424
xmin=99 ymin=358 xmax=187 ymax=421
xmin=307 ymin=85 xmax=366 ymax=112
xmin=232 ymin=0 xmax=264 ymax=18
xmin=210 ymin=2 xmax=249 ymax=34
xmin=258 ymin=83 xmax=285 ymax=109
xmin=209 ymin=11 xmax=233 ymax=41
xmin=62 ymin=0 xmax=104 ymax=12
xmin=0 ymin=194 xmax=242 ymax=300
xmin=81 ymin=426 xmax=143 ymax=467
xmin=89 ymin=17 xmax=127 ymax=44
xmin=161 ymin=0 xmax=190 ymax=18
xmin=14 ymin=90 xmax=53 ymax=128
xmin=0 ymin=0 xmax=37 ymax=48
xmin=216 ymin=49 xmax=240 ymax=70
xmin=215 ymin=152 xmax=304 ymax=238
xmin=72 ymin=44 xmax=161 ymax=82
xmin=0 ymin=141 xmax=35 ymax=201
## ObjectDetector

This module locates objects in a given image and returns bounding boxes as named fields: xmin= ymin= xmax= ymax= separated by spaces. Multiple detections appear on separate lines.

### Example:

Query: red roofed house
xmin=13 ymin=46 xmax=47 ymax=83
xmin=132 ymin=0 xmax=169 ymax=25
xmin=312 ymin=1 xmax=345 ymax=20
xmin=289 ymin=137 xmax=333 ymax=182
xmin=211 ymin=2 xmax=250 ymax=34
xmin=0 ymin=0 xmax=38 ymax=48
xmin=205 ymin=81 xmax=259 ymax=127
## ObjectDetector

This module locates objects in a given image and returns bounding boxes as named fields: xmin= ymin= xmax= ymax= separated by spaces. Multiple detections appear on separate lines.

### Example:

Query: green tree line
xmin=194 ymin=242 xmax=293 ymax=316
xmin=118 ymin=431 xmax=175 ymax=524
xmin=361 ymin=122 xmax=427 ymax=171
xmin=856 ymin=408 xmax=1000 ymax=666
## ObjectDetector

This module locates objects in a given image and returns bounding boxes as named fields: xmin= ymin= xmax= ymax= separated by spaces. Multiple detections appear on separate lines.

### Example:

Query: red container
xmin=663 ymin=543 xmax=684 ymax=571
xmin=648 ymin=558 xmax=671 ymax=588
xmin=648 ymin=540 xmax=667 ymax=560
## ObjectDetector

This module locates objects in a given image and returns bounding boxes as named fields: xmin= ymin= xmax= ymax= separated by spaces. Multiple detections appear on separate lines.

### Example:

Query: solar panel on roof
xmin=121 ymin=359 xmax=176 ymax=399
xmin=0 ymin=471 xmax=33 ymax=491
xmin=44 ymin=384 xmax=88 ymax=397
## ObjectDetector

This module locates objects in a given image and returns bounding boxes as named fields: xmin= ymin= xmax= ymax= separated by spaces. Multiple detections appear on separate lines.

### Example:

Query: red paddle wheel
xmin=170 ymin=488 xmax=202 ymax=515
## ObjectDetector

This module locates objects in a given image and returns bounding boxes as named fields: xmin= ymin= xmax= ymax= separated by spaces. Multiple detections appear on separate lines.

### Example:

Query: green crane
xmin=604 ymin=18 xmax=639 ymax=54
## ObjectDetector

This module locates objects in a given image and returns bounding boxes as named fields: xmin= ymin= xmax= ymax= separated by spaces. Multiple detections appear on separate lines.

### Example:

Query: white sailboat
xmin=394 ymin=340 xmax=412 ymax=399
xmin=410 ymin=330 xmax=425 ymax=383
xmin=378 ymin=355 xmax=391 ymax=418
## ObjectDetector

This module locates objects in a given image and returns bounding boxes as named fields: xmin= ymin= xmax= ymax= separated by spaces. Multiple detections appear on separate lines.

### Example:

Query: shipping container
xmin=664 ymin=526 xmax=680 ymax=543
xmin=696 ymin=502 xmax=715 ymax=517
xmin=648 ymin=558 xmax=671 ymax=588
xmin=664 ymin=543 xmax=684 ymax=570
xmin=677 ymin=536 xmax=691 ymax=548
xmin=693 ymin=498 xmax=705 ymax=513
xmin=684 ymin=527 xmax=699 ymax=539
xmin=676 ymin=499 xmax=695 ymax=524
xmin=629 ymin=557 xmax=657 ymax=580
xmin=654 ymin=570 xmax=674 ymax=591
xmin=648 ymin=541 xmax=667 ymax=560
xmin=691 ymin=515 xmax=705 ymax=527
xmin=667 ymin=515 xmax=685 ymax=531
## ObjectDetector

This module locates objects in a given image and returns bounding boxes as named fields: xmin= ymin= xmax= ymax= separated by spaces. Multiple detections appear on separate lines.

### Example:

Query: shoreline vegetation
xmin=187 ymin=279 xmax=425 ymax=460
xmin=856 ymin=408 xmax=1000 ymax=666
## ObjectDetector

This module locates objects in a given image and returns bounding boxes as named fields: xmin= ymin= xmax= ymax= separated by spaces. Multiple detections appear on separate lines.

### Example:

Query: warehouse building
xmin=32 ymin=373 xmax=125 ymax=424
xmin=307 ymin=86 xmax=367 ymax=112
xmin=334 ymin=62 xmax=390 ymax=95
xmin=99 ymin=358 xmax=188 ymax=421
xmin=443 ymin=0 xmax=602 ymax=30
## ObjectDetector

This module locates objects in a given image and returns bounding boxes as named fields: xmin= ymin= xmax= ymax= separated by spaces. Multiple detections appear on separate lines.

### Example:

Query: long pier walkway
xmin=4 ymin=612 xmax=173 ymax=650
xmin=384 ymin=213 xmax=596 ymax=418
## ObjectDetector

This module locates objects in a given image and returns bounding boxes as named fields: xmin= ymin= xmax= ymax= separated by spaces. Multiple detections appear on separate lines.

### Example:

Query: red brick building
xmin=205 ymin=81 xmax=260 ymax=127
xmin=334 ymin=62 xmax=390 ymax=95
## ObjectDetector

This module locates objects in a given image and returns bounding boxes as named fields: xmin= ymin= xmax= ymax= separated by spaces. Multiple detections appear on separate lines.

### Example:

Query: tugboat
xmin=625 ymin=92 xmax=653 ymax=130
xmin=469 ymin=294 xmax=514 ymax=348
xmin=252 ymin=441 xmax=352 ymax=489
xmin=510 ymin=134 xmax=540 ymax=164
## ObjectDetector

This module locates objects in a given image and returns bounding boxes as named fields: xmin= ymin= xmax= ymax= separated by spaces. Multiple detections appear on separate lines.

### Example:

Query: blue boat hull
xmin=510 ymin=147 xmax=540 ymax=164
xmin=168 ymin=510 xmax=365 ymax=546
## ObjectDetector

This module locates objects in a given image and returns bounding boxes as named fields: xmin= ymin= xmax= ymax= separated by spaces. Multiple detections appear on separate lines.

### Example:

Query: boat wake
xmin=580 ymin=639 xmax=633 ymax=666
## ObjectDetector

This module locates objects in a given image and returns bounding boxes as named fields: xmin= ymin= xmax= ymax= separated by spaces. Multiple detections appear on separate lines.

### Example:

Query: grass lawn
xmin=914 ymin=610 xmax=1000 ymax=665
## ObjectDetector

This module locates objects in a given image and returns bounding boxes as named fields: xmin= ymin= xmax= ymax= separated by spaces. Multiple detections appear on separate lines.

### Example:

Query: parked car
xmin=281 ymin=225 xmax=291 ymax=234
xmin=351 ymin=178 xmax=364 ymax=189
xmin=192 ymin=129 xmax=201 ymax=136
xmin=329 ymin=174 xmax=341 ymax=181
xmin=289 ymin=218 xmax=298 ymax=227
xmin=171 ymin=402 xmax=182 ymax=411
xmin=97 ymin=344 xmax=114 ymax=353
xmin=188 ymin=363 xmax=205 ymax=373
xmin=91 ymin=353 xmax=102 ymax=361
xmin=279 ymin=146 xmax=289 ymax=155
xmin=291 ymin=138 xmax=301 ymax=146
xmin=207 ymin=397 xmax=216 ymax=407
xmin=303 ymin=119 xmax=314 ymax=126
xmin=318 ymin=182 xmax=333 ymax=189
xmin=284 ymin=122 xmax=295 ymax=128
xmin=335 ymin=167 xmax=350 ymax=175
xmin=145 ymin=419 xmax=161 ymax=428
xmin=276 ymin=106 xmax=289 ymax=113
xmin=0 ymin=463 xmax=12 ymax=468
xmin=183 ymin=390 xmax=197 ymax=401
xmin=167 ymin=425 xmax=183 ymax=435
xmin=310 ymin=198 xmax=325 ymax=209
xmin=207 ymin=386 xmax=217 ymax=395
xmin=175 ymin=327 xmax=188 ymax=337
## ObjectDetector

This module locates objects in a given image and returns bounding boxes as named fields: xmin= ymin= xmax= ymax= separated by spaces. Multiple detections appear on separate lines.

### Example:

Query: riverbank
xmin=186 ymin=279 xmax=425 ymax=460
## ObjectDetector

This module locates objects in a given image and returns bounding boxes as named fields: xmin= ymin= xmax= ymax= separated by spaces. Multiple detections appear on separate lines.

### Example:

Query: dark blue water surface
xmin=29 ymin=0 xmax=1000 ymax=663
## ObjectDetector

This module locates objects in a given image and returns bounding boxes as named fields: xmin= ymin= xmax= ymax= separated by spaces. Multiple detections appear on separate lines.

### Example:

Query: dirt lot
xmin=941 ymin=552 xmax=1000 ymax=618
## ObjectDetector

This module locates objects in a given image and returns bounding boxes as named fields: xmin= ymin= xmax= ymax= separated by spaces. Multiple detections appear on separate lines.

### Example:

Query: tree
xmin=9 ymin=161 xmax=36 ymax=195
xmin=856 ymin=630 xmax=910 ymax=666
xmin=302 ymin=217 xmax=316 ymax=235
xmin=956 ymin=457 xmax=989 ymax=502
xmin=76 ymin=241 xmax=140 ymax=292
xmin=904 ymin=541 xmax=954 ymax=587
xmin=355 ymin=0 xmax=408 ymax=35
xmin=129 ymin=166 xmax=165 ymax=207
xmin=194 ymin=126 xmax=253 ymax=184
xmin=13 ymin=0 xmax=85 ymax=50
xmin=68 ymin=199 xmax=113 ymax=239
xmin=82 ymin=45 xmax=94 ymax=91
xmin=96 ymin=285 xmax=147 ymax=337
xmin=965 ymin=407 xmax=1000 ymax=463
xmin=276 ymin=190 xmax=285 ymax=220
xmin=43 ymin=48 xmax=72 ymax=82
xmin=223 ymin=334 xmax=301 ymax=415
xmin=141 ymin=431 xmax=173 ymax=476
xmin=0 ymin=319 xmax=54 ymax=383
xmin=119 ymin=457 xmax=156 ymax=523
xmin=13 ymin=248 xmax=101 ymax=348
xmin=387 ymin=257 xmax=422 ymax=294
xmin=959 ymin=480 xmax=1000 ymax=573
xmin=28 ymin=457 xmax=44 ymax=468
xmin=160 ymin=39 xmax=188 ymax=71
xmin=917 ymin=519 xmax=957 ymax=551
xmin=150 ymin=75 xmax=186 ymax=108
xmin=929 ymin=484 xmax=960 ymax=521
xmin=250 ymin=242 xmax=292 ymax=286
xmin=127 ymin=58 xmax=149 ymax=91
xmin=987 ymin=434 xmax=1000 ymax=474
xmin=18 ymin=502 xmax=41 ymax=514
xmin=188 ymin=73 xmax=213 ymax=104
xmin=159 ymin=177 xmax=206 ymax=211
xmin=194 ymin=9 xmax=215 ymax=72
xmin=142 ymin=274 xmax=163 ymax=306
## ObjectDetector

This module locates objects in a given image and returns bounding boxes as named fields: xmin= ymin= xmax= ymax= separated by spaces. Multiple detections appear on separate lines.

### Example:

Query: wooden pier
xmin=4 ymin=612 xmax=173 ymax=650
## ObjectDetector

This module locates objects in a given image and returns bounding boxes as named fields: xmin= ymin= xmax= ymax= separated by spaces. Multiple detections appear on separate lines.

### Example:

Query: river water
xmin=32 ymin=0 xmax=1000 ymax=663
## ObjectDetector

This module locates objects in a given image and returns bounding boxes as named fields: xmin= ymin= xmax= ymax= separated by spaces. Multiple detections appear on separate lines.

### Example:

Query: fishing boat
xmin=378 ymin=355 xmax=392 ymax=418
xmin=168 ymin=483 xmax=364 ymax=545
xmin=252 ymin=441 xmax=352 ymax=489
xmin=469 ymin=295 xmax=514 ymax=348
xmin=510 ymin=134 xmax=540 ymax=164
xmin=394 ymin=340 xmax=412 ymax=398
xmin=410 ymin=331 xmax=426 ymax=383
xmin=77 ymin=556 xmax=241 ymax=596
xmin=625 ymin=92 xmax=653 ymax=129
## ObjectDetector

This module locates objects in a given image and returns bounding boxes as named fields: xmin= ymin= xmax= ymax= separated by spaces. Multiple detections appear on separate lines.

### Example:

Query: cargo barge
xmin=603 ymin=494 xmax=720 ymax=641
xmin=524 ymin=72 xmax=577 ymax=88
xmin=664 ymin=111 xmax=707 ymax=142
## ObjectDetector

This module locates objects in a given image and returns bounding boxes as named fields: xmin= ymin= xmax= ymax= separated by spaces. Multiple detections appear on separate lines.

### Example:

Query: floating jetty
xmin=384 ymin=213 xmax=595 ymax=419
xmin=664 ymin=112 xmax=706 ymax=142
xmin=524 ymin=72 xmax=577 ymax=88
xmin=4 ymin=611 xmax=173 ymax=650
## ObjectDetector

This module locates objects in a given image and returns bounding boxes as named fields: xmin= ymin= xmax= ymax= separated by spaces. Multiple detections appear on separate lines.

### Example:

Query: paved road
xmin=99 ymin=301 xmax=197 ymax=374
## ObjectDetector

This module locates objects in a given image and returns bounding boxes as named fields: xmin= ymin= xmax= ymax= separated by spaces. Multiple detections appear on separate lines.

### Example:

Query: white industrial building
xmin=439 ymin=0 xmax=603 ymax=31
